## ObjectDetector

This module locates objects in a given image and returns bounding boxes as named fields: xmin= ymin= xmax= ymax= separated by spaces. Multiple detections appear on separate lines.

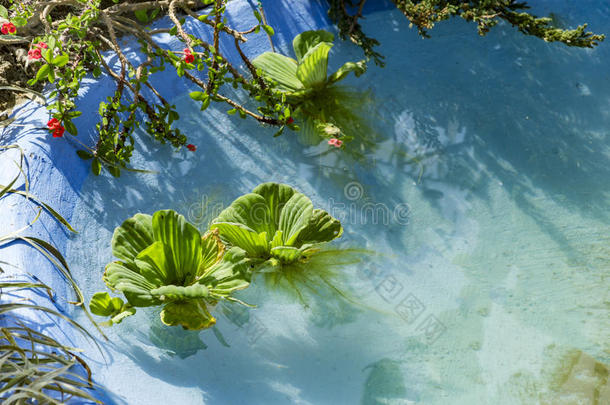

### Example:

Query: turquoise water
xmin=67 ymin=4 xmax=609 ymax=404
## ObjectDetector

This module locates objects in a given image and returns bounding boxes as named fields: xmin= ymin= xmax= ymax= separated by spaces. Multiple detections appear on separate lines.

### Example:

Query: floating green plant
xmin=90 ymin=210 xmax=252 ymax=330
xmin=253 ymin=30 xmax=372 ymax=146
xmin=92 ymin=183 xmax=364 ymax=328
xmin=210 ymin=182 xmax=363 ymax=304
xmin=210 ymin=182 xmax=343 ymax=265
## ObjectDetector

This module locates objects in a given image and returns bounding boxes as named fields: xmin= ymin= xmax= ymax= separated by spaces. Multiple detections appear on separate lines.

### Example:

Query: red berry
xmin=186 ymin=144 xmax=196 ymax=152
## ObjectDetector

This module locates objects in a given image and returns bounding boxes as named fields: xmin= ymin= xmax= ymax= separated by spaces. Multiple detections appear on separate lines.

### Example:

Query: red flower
xmin=328 ymin=138 xmax=342 ymax=147
xmin=52 ymin=126 xmax=65 ymax=138
xmin=186 ymin=144 xmax=196 ymax=152
xmin=47 ymin=118 xmax=65 ymax=138
xmin=1 ymin=23 xmax=16 ymax=35
xmin=28 ymin=48 xmax=42 ymax=60
xmin=183 ymin=48 xmax=195 ymax=64
xmin=37 ymin=41 xmax=48 ymax=49
xmin=286 ymin=117 xmax=294 ymax=125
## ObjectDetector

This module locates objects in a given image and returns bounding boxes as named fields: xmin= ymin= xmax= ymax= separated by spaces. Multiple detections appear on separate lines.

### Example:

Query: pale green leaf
xmin=292 ymin=30 xmax=334 ymax=63
xmin=252 ymin=52 xmax=303 ymax=92
xmin=152 ymin=210 xmax=203 ymax=285
xmin=327 ymin=60 xmax=367 ymax=84
xmin=296 ymin=42 xmax=332 ymax=87
xmin=111 ymin=213 xmax=154 ymax=262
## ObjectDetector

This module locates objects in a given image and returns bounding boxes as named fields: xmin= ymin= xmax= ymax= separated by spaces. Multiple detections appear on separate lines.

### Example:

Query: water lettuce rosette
xmin=253 ymin=30 xmax=372 ymax=146
xmin=90 ymin=210 xmax=252 ymax=330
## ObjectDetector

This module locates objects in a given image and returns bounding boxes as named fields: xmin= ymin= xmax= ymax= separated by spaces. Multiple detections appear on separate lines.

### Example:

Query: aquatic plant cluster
xmin=0 ymin=0 xmax=604 ymax=176
xmin=90 ymin=183 xmax=345 ymax=330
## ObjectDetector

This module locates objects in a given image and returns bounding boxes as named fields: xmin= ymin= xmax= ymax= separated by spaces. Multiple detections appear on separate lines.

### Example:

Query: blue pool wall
xmin=0 ymin=1 xmax=394 ymax=402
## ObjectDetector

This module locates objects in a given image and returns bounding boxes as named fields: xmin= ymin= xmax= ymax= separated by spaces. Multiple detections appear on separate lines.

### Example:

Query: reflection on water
xmin=66 ymin=2 xmax=609 ymax=404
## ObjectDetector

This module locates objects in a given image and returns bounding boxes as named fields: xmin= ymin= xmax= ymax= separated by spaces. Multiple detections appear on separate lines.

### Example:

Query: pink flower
xmin=328 ymin=138 xmax=342 ymax=147
xmin=1 ymin=23 xmax=16 ymax=35
xmin=183 ymin=48 xmax=194 ymax=64
xmin=28 ymin=48 xmax=42 ymax=60
xmin=37 ymin=42 xmax=48 ymax=49
xmin=186 ymin=144 xmax=196 ymax=152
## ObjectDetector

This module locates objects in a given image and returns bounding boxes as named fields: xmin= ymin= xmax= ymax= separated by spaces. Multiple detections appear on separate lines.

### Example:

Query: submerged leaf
xmin=160 ymin=300 xmax=216 ymax=330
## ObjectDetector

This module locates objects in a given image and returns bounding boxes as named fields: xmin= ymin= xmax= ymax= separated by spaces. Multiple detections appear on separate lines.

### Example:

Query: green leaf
xmin=160 ymin=300 xmax=215 ymax=330
xmin=296 ymin=42 xmax=332 ymax=87
xmin=200 ymin=231 xmax=224 ymax=271
xmin=135 ymin=241 xmax=172 ymax=286
xmin=108 ymin=165 xmax=121 ymax=178
xmin=252 ymin=52 xmax=303 ymax=92
xmin=211 ymin=183 xmax=340 ymax=265
xmin=253 ymin=9 xmax=262 ymax=22
xmin=12 ymin=16 xmax=27 ymax=27
xmin=51 ymin=54 xmax=69 ymax=67
xmin=35 ymin=64 xmax=50 ymax=82
xmin=292 ymin=30 xmax=334 ymax=63
xmin=327 ymin=60 xmax=367 ymax=84
xmin=64 ymin=119 xmax=77 ymax=135
xmin=134 ymin=9 xmax=148 ymax=23
xmin=151 ymin=210 xmax=203 ymax=285
xmin=76 ymin=150 xmax=93 ymax=160
xmin=270 ymin=246 xmax=303 ymax=263
xmin=278 ymin=192 xmax=314 ymax=246
xmin=110 ymin=307 xmax=136 ymax=324
xmin=89 ymin=292 xmax=124 ymax=317
xmin=111 ymin=213 xmax=154 ymax=262
xmin=210 ymin=223 xmax=269 ymax=257
xmin=189 ymin=91 xmax=208 ymax=101
xmin=150 ymin=283 xmax=210 ymax=300
xmin=202 ymin=247 xmax=253 ymax=295
xmin=47 ymin=36 xmax=56 ymax=50
xmin=103 ymin=261 xmax=159 ymax=307
xmin=251 ymin=182 xmax=295 ymax=230
xmin=294 ymin=209 xmax=343 ymax=245
xmin=91 ymin=158 xmax=102 ymax=175
xmin=263 ymin=25 xmax=275 ymax=36
xmin=0 ymin=5 xmax=8 ymax=19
